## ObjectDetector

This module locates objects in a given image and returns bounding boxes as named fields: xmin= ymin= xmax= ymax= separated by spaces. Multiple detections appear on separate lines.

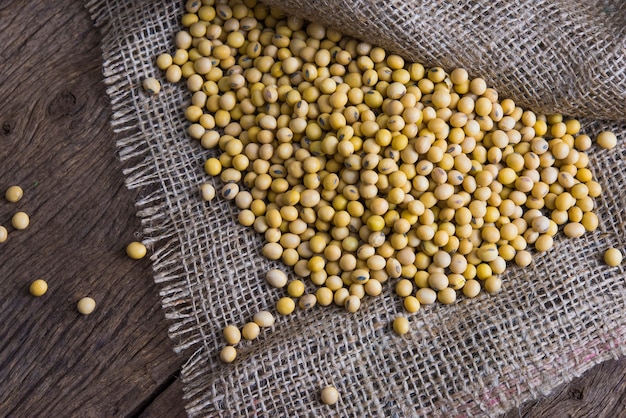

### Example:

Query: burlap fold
xmin=86 ymin=0 xmax=626 ymax=416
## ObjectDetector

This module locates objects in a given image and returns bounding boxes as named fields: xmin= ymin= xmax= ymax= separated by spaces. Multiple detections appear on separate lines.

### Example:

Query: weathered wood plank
xmin=0 ymin=2 xmax=183 ymax=417
xmin=505 ymin=357 xmax=626 ymax=417
xmin=138 ymin=377 xmax=187 ymax=418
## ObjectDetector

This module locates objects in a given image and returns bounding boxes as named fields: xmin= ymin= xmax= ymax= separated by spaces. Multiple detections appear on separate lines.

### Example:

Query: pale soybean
xmin=220 ymin=346 xmax=237 ymax=363
xmin=253 ymin=311 xmax=276 ymax=327
xmin=604 ymin=248 xmax=623 ymax=267
xmin=5 ymin=185 xmax=23 ymax=203
xmin=223 ymin=325 xmax=241 ymax=345
xmin=12 ymin=212 xmax=30 ymax=230
xmin=320 ymin=386 xmax=340 ymax=405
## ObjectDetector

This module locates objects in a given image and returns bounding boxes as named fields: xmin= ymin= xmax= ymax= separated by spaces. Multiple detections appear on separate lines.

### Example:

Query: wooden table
xmin=0 ymin=2 xmax=623 ymax=417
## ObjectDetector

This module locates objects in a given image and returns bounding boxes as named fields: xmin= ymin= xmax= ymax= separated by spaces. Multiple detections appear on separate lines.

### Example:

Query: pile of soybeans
xmin=150 ymin=0 xmax=617 ymax=356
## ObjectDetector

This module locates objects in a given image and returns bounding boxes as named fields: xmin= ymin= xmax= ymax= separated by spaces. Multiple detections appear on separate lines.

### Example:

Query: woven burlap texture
xmin=86 ymin=0 xmax=626 ymax=416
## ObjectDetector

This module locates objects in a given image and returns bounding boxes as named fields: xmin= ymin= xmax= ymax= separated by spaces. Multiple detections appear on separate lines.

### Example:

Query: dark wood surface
xmin=0 ymin=2 xmax=622 ymax=417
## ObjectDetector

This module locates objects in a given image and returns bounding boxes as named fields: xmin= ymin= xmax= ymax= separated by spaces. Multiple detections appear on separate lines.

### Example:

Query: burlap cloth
xmin=86 ymin=0 xmax=626 ymax=416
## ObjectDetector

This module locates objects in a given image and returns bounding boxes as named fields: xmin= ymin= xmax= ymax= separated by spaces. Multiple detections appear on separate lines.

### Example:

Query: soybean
xmin=266 ymin=269 xmax=288 ymax=288
xmin=77 ymin=297 xmax=96 ymax=315
xmin=320 ymin=386 xmax=340 ymax=405
xmin=253 ymin=311 xmax=276 ymax=327
xmin=126 ymin=241 xmax=147 ymax=259
xmin=142 ymin=77 xmax=161 ymax=94
xmin=5 ymin=185 xmax=23 ymax=203
xmin=29 ymin=279 xmax=48 ymax=297
xmin=392 ymin=316 xmax=409 ymax=335
xmin=223 ymin=325 xmax=241 ymax=345
xmin=12 ymin=212 xmax=29 ymax=230
xmin=220 ymin=346 xmax=237 ymax=363
xmin=604 ymin=248 xmax=623 ymax=267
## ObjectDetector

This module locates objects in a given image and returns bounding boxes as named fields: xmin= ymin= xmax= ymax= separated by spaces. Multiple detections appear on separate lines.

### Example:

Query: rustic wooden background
xmin=0 ymin=2 xmax=623 ymax=417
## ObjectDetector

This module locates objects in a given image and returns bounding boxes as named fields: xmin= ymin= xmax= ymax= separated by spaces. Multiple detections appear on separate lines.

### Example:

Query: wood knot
xmin=47 ymin=90 xmax=79 ymax=117
xmin=2 ymin=121 xmax=13 ymax=135
xmin=570 ymin=387 xmax=584 ymax=400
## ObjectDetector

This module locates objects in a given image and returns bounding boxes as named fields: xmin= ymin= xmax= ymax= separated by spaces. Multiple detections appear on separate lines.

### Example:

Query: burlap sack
xmin=86 ymin=0 xmax=626 ymax=416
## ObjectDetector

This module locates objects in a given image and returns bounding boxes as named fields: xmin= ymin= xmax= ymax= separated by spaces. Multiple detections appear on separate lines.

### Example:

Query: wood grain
xmin=0 ymin=2 xmax=184 ymax=417
xmin=139 ymin=378 xmax=188 ymax=418
xmin=506 ymin=358 xmax=626 ymax=418
xmin=0 ymin=1 xmax=622 ymax=417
